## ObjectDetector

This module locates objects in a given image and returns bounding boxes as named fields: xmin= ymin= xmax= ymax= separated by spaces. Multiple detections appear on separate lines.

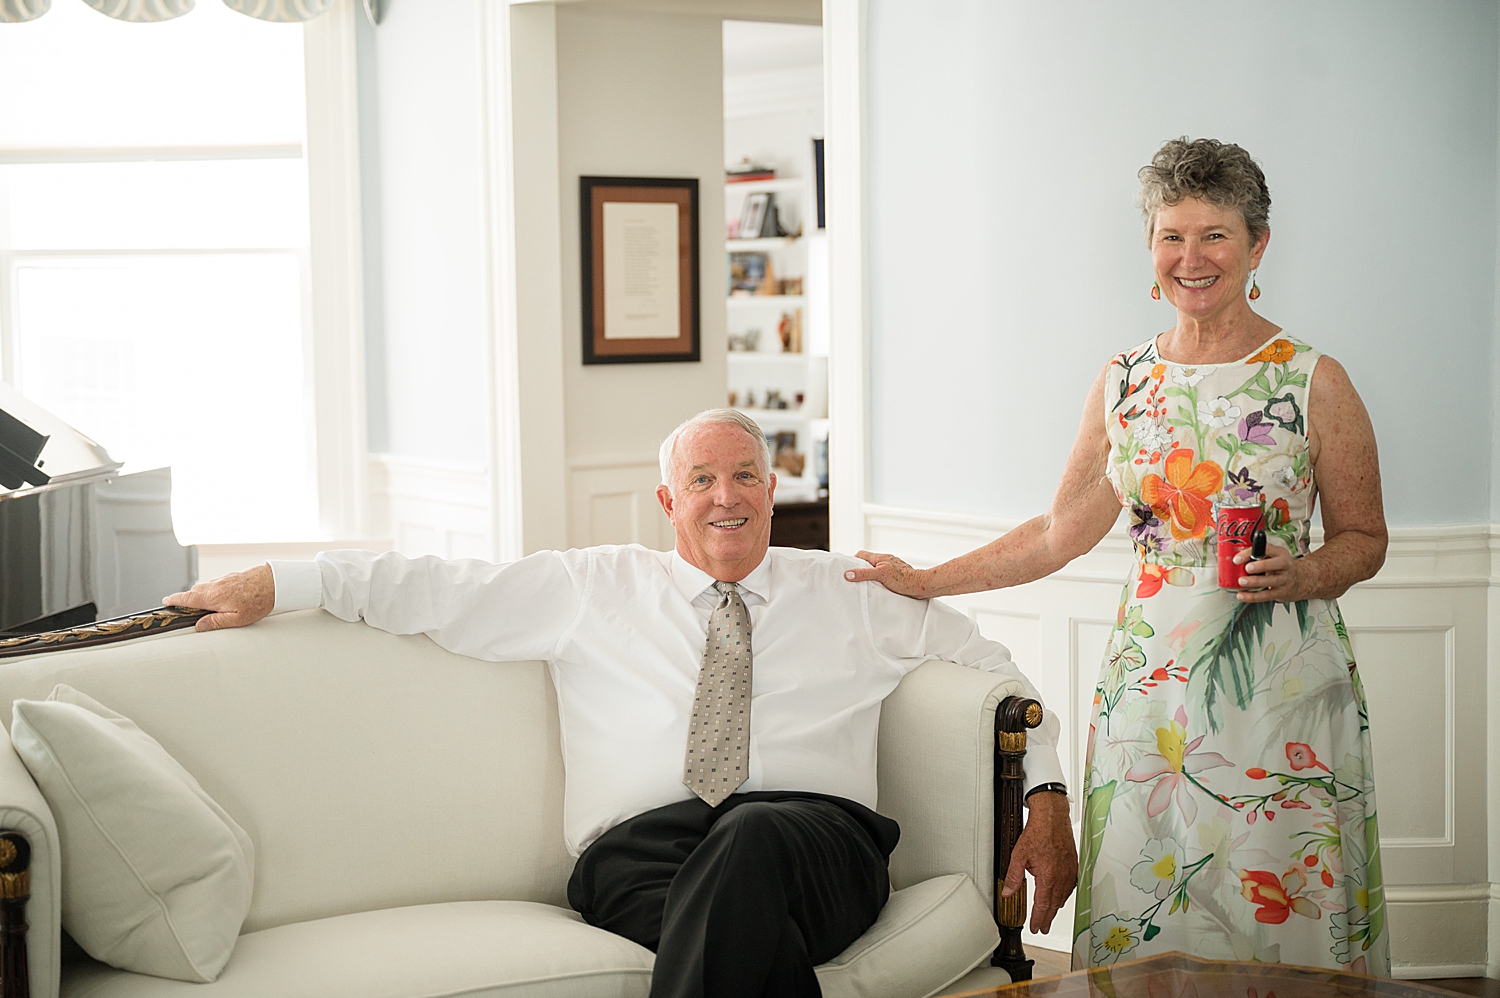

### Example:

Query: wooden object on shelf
xmin=769 ymin=498 xmax=827 ymax=551
xmin=944 ymin=951 xmax=1466 ymax=997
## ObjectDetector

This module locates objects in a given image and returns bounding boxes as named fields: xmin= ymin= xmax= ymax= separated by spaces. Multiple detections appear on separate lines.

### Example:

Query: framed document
xmin=581 ymin=176 xmax=700 ymax=364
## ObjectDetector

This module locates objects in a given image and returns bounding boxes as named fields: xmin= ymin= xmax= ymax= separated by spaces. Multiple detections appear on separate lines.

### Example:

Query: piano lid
xmin=0 ymin=381 xmax=121 ymax=499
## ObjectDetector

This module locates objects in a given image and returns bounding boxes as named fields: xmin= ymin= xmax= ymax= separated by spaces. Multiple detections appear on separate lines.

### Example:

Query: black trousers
xmin=568 ymin=791 xmax=901 ymax=998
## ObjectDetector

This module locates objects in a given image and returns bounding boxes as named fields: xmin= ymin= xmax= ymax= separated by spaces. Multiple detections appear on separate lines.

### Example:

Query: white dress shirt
xmin=269 ymin=545 xmax=1064 ymax=856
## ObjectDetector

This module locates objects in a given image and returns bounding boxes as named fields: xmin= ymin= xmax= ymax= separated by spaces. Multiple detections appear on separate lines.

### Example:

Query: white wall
xmin=552 ymin=5 xmax=728 ymax=550
xmin=353 ymin=0 xmax=499 ymax=558
xmin=865 ymin=0 xmax=1499 ymax=527
xmin=357 ymin=0 xmax=490 ymax=469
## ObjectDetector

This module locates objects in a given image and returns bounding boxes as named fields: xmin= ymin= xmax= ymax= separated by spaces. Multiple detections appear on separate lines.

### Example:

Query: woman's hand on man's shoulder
xmin=844 ymin=551 xmax=931 ymax=598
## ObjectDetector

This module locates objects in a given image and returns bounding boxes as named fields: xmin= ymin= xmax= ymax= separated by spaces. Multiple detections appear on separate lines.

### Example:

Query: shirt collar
xmin=669 ymin=549 xmax=773 ymax=604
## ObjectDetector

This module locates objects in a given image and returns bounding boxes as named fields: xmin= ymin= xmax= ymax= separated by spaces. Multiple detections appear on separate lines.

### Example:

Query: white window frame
xmin=0 ymin=0 xmax=369 ymax=544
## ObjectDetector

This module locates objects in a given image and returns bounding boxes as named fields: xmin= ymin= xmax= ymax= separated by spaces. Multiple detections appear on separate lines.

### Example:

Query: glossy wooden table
xmin=946 ymin=952 xmax=1468 ymax=997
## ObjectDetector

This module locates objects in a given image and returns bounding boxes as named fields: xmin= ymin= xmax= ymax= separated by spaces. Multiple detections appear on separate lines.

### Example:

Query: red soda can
xmin=1215 ymin=503 xmax=1263 ymax=589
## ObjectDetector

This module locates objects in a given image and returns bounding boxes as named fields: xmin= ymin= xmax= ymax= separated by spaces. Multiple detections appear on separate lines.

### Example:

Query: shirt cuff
xmin=1021 ymin=744 xmax=1067 ymax=798
xmin=268 ymin=561 xmax=323 ymax=615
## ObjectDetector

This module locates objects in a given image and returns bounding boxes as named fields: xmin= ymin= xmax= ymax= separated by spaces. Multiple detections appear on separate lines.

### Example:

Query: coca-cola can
xmin=1215 ymin=502 xmax=1263 ymax=589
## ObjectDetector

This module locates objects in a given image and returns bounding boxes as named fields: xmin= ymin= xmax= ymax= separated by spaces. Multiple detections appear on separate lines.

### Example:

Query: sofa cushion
xmin=11 ymin=686 xmax=253 ymax=983
xmin=59 ymin=901 xmax=655 ymax=998
xmin=58 ymin=876 xmax=1001 ymax=998
xmin=816 ymin=874 xmax=1002 ymax=998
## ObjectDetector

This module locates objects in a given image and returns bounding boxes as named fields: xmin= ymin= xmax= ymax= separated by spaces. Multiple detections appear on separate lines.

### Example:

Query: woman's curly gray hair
xmin=1137 ymin=137 xmax=1271 ymax=245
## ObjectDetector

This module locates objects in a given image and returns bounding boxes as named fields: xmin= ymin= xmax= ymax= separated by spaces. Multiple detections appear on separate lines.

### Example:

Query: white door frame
xmin=823 ymin=0 xmax=868 ymax=555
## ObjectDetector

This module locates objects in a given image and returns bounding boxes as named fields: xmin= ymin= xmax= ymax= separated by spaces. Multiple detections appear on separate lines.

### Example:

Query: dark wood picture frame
xmin=581 ymin=176 xmax=700 ymax=365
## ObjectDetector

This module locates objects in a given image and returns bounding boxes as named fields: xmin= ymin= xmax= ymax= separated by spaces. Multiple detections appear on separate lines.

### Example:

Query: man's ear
xmin=656 ymin=484 xmax=675 ymax=522
xmin=767 ymin=472 xmax=776 ymax=510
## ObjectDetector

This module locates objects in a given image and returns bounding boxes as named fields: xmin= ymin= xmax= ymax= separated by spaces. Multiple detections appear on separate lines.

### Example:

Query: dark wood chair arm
xmin=990 ymin=695 xmax=1043 ymax=982
xmin=0 ymin=607 xmax=211 ymax=661
xmin=0 ymin=831 xmax=29 ymax=998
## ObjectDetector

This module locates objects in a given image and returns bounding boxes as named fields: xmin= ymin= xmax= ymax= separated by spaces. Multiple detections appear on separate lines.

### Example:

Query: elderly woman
xmin=848 ymin=138 xmax=1389 ymax=974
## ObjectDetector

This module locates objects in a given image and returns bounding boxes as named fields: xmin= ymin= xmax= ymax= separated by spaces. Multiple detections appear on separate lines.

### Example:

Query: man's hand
xmin=1002 ymin=791 xmax=1078 ymax=934
xmin=163 ymin=564 xmax=275 ymax=632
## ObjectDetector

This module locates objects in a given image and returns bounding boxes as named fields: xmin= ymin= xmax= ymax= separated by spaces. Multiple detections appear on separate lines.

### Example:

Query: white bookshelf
xmin=726 ymin=236 xmax=800 ymax=252
xmin=725 ymin=177 xmax=806 ymax=195
xmin=727 ymin=351 xmax=809 ymax=367
xmin=725 ymin=171 xmax=828 ymax=501
xmin=727 ymin=294 xmax=806 ymax=308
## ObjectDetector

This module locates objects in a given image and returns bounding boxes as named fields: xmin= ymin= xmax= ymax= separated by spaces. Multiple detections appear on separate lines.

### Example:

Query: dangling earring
xmin=1248 ymin=270 xmax=1261 ymax=301
xmin=1151 ymin=281 xmax=1161 ymax=301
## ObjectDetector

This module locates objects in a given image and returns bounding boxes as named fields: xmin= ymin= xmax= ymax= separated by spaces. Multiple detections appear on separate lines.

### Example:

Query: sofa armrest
xmin=0 ymin=738 xmax=59 ymax=998
xmin=877 ymin=661 xmax=1021 ymax=901
xmin=877 ymin=661 xmax=1041 ymax=982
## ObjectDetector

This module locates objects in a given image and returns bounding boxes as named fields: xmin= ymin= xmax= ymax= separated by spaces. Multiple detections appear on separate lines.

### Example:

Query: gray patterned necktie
xmin=683 ymin=581 xmax=752 ymax=806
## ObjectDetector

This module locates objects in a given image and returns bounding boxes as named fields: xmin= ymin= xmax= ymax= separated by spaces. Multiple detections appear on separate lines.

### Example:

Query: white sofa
xmin=0 ymin=609 xmax=1031 ymax=998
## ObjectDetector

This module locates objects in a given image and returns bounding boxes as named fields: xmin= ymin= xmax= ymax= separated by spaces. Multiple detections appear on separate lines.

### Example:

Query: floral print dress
xmin=1071 ymin=333 xmax=1389 ymax=975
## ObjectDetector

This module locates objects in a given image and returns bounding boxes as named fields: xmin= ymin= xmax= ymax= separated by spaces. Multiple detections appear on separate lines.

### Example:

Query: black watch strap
xmin=1025 ymin=782 xmax=1068 ymax=801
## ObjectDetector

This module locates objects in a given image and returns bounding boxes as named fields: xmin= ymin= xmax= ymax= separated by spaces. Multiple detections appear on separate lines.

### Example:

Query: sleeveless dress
xmin=1070 ymin=333 xmax=1390 ymax=975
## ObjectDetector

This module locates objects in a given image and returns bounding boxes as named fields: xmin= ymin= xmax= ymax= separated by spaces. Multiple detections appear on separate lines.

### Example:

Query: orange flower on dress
xmin=1248 ymin=338 xmax=1296 ymax=364
xmin=1286 ymin=742 xmax=1330 ymax=772
xmin=1238 ymin=867 xmax=1321 ymax=924
xmin=1137 ymin=563 xmax=1194 ymax=598
xmin=1139 ymin=449 xmax=1224 ymax=541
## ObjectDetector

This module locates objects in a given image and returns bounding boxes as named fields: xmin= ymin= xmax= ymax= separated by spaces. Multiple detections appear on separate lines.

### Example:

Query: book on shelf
xmin=726 ymin=157 xmax=776 ymax=183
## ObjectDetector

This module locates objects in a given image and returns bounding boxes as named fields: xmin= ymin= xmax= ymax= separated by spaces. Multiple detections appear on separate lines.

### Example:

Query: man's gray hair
xmin=1138 ymin=137 xmax=1271 ymax=244
xmin=659 ymin=409 xmax=773 ymax=491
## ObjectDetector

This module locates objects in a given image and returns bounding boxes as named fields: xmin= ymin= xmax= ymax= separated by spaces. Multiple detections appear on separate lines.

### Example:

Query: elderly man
xmin=167 ymin=409 xmax=1076 ymax=998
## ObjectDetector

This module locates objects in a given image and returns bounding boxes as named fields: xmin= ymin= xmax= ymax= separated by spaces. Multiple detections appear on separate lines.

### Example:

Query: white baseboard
xmin=1391 ymin=964 xmax=1488 ymax=979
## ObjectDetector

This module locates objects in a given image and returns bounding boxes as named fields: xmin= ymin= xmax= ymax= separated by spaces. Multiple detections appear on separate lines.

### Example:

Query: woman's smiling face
xmin=1151 ymin=197 xmax=1269 ymax=323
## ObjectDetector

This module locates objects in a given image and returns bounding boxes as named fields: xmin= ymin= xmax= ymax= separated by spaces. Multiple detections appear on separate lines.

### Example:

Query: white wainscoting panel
xmin=862 ymin=504 xmax=1500 ymax=976
xmin=368 ymin=454 xmax=491 ymax=560
xmin=194 ymin=537 xmax=391 ymax=583
xmin=568 ymin=454 xmax=675 ymax=551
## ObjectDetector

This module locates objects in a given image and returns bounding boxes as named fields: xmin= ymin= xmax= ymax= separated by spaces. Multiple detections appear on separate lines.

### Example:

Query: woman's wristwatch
xmin=1024 ymin=782 xmax=1069 ymax=804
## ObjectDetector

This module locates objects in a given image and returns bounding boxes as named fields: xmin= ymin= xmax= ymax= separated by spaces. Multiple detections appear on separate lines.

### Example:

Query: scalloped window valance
xmin=0 ymin=0 xmax=338 ymax=23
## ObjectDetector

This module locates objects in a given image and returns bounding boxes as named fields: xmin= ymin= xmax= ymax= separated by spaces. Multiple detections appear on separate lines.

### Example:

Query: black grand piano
xmin=0 ymin=381 xmax=196 ymax=634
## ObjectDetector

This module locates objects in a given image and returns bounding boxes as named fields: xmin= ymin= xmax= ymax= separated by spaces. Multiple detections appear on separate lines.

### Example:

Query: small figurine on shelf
xmin=728 ymin=390 xmax=738 ymax=407
xmin=743 ymin=388 xmax=756 ymax=409
xmin=777 ymin=310 xmax=803 ymax=353
xmin=772 ymin=431 xmax=804 ymax=476
xmin=727 ymin=328 xmax=762 ymax=352
xmin=763 ymin=389 xmax=786 ymax=411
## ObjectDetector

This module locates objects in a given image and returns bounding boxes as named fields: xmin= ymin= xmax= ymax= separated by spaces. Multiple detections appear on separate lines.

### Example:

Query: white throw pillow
xmin=10 ymin=685 xmax=254 ymax=982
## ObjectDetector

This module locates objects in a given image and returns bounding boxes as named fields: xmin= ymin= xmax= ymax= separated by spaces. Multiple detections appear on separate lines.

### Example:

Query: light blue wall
xmin=866 ymin=0 xmax=1499 ymax=526
xmin=354 ymin=0 xmax=490 ymax=466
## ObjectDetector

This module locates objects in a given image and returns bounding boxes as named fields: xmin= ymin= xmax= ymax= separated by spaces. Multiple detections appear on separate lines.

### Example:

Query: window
xmin=0 ymin=0 xmax=357 ymax=544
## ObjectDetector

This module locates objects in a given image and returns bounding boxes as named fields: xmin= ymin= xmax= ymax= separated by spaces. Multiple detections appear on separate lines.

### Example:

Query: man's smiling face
xmin=656 ymin=420 xmax=776 ymax=583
